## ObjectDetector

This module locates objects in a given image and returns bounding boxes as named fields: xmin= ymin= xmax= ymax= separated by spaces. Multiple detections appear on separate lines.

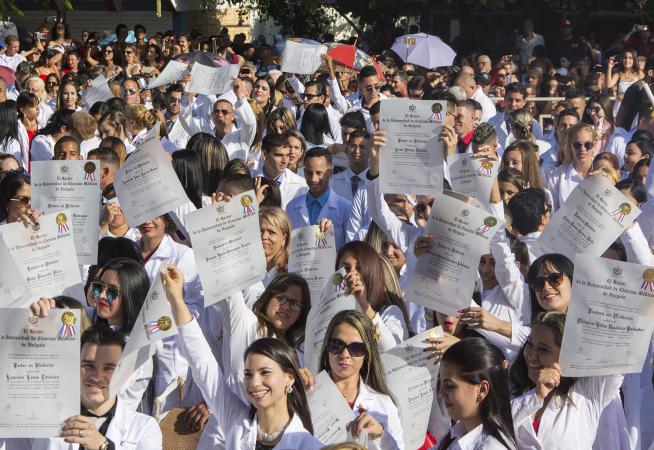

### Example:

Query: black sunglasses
xmin=531 ymin=272 xmax=566 ymax=291
xmin=90 ymin=280 xmax=121 ymax=302
xmin=572 ymin=141 xmax=593 ymax=151
xmin=327 ymin=338 xmax=366 ymax=357
xmin=300 ymin=93 xmax=321 ymax=99
xmin=9 ymin=195 xmax=31 ymax=206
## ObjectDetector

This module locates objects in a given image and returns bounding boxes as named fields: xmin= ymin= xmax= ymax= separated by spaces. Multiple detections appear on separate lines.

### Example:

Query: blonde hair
xmin=509 ymin=108 xmax=535 ymax=142
xmin=70 ymin=111 xmax=97 ymax=140
xmin=248 ymin=99 xmax=266 ymax=158
xmin=25 ymin=77 xmax=47 ymax=102
xmin=149 ymin=109 xmax=169 ymax=139
xmin=125 ymin=104 xmax=156 ymax=132
xmin=108 ymin=79 xmax=121 ymax=98
xmin=259 ymin=206 xmax=291 ymax=272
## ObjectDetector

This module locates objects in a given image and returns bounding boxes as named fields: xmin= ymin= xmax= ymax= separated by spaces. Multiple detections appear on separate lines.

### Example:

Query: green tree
xmin=0 ymin=0 xmax=73 ymax=19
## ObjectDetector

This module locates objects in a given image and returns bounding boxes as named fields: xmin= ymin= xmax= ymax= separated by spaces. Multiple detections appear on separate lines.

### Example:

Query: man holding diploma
xmin=5 ymin=322 xmax=162 ymax=450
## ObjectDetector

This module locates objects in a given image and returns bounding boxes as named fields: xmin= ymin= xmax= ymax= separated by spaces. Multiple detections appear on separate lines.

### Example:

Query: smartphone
xmin=36 ymin=32 xmax=47 ymax=41
xmin=541 ymin=115 xmax=554 ymax=135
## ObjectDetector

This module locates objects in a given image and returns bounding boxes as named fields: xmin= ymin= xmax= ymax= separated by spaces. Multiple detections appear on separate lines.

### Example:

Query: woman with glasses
xmin=547 ymin=123 xmax=597 ymax=211
xmin=44 ymin=73 xmax=60 ymax=108
xmin=318 ymin=310 xmax=404 ymax=449
xmin=25 ymin=76 xmax=55 ymax=128
xmin=87 ymin=43 xmax=123 ymax=77
xmin=0 ymin=170 xmax=40 ymax=225
xmin=161 ymin=265 xmax=322 ymax=449
xmin=123 ymin=44 xmax=142 ymax=78
xmin=510 ymin=312 xmax=625 ymax=450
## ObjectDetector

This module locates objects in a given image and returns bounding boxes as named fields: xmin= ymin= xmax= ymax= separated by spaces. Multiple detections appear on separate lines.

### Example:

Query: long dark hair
xmin=36 ymin=108 xmax=75 ymax=137
xmin=0 ymin=171 xmax=30 ymax=222
xmin=92 ymin=258 xmax=150 ymax=334
xmin=254 ymin=76 xmax=276 ymax=116
xmin=510 ymin=312 xmax=577 ymax=402
xmin=251 ymin=273 xmax=310 ymax=348
xmin=319 ymin=310 xmax=397 ymax=404
xmin=300 ymin=103 xmax=333 ymax=145
xmin=525 ymin=253 xmax=574 ymax=320
xmin=439 ymin=338 xmax=517 ymax=450
xmin=0 ymin=100 xmax=19 ymax=146
xmin=336 ymin=241 xmax=410 ymax=324
xmin=172 ymin=150 xmax=205 ymax=209
xmin=186 ymin=132 xmax=228 ymax=195
xmin=244 ymin=338 xmax=314 ymax=434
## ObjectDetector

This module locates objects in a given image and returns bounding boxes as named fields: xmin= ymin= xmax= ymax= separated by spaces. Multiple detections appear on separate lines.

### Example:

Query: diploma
xmin=0 ymin=309 xmax=80 ymax=438
xmin=559 ymin=254 xmax=654 ymax=376
xmin=447 ymin=153 xmax=498 ymax=206
xmin=0 ymin=211 xmax=81 ymax=299
xmin=307 ymin=371 xmax=356 ymax=444
xmin=405 ymin=194 xmax=501 ymax=316
xmin=114 ymin=128 xmax=190 ymax=226
xmin=110 ymin=275 xmax=177 ymax=395
xmin=81 ymin=75 xmax=113 ymax=108
xmin=288 ymin=225 xmax=336 ymax=304
xmin=148 ymin=60 xmax=188 ymax=88
xmin=32 ymin=160 xmax=101 ymax=265
xmin=185 ymin=190 xmax=267 ymax=306
xmin=534 ymin=176 xmax=640 ymax=260
xmin=186 ymin=62 xmax=240 ymax=96
xmin=381 ymin=327 xmax=443 ymax=450
xmin=304 ymin=268 xmax=356 ymax=374
xmin=281 ymin=40 xmax=327 ymax=74
xmin=379 ymin=99 xmax=445 ymax=195
xmin=0 ymin=239 xmax=33 ymax=307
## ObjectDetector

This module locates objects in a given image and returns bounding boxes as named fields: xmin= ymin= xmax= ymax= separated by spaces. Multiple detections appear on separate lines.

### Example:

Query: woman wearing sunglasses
xmin=0 ymin=170 xmax=41 ymax=225
xmin=510 ymin=312 xmax=624 ymax=450
xmin=318 ymin=310 xmax=404 ymax=449
xmin=162 ymin=265 xmax=323 ymax=449
xmin=547 ymin=123 xmax=597 ymax=212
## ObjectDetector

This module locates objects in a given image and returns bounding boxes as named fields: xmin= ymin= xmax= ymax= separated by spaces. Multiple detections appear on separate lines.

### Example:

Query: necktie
xmin=350 ymin=175 xmax=360 ymax=197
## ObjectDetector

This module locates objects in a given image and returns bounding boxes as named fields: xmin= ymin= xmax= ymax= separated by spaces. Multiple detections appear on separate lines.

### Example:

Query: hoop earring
xmin=286 ymin=384 xmax=293 ymax=394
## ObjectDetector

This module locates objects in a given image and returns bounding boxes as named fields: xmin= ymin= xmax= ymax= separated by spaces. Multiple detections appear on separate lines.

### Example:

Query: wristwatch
xmin=99 ymin=440 xmax=110 ymax=450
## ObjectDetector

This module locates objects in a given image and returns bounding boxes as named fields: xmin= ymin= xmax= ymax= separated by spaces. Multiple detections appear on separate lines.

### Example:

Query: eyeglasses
xmin=531 ymin=272 xmax=566 ymax=291
xmin=90 ymin=280 xmax=121 ymax=302
xmin=213 ymin=108 xmax=233 ymax=115
xmin=364 ymin=84 xmax=381 ymax=92
xmin=272 ymin=294 xmax=303 ymax=312
xmin=327 ymin=338 xmax=366 ymax=357
xmin=104 ymin=49 xmax=113 ymax=54
xmin=9 ymin=195 xmax=31 ymax=206
xmin=572 ymin=141 xmax=594 ymax=151
xmin=239 ymin=68 xmax=251 ymax=75
xmin=46 ymin=81 xmax=58 ymax=86
xmin=121 ymin=88 xmax=137 ymax=96
xmin=300 ymin=93 xmax=321 ymax=100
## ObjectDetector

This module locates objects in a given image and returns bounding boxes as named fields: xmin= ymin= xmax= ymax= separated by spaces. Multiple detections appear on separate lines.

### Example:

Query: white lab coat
xmin=351 ymin=380 xmax=405 ymax=450
xmin=471 ymin=86 xmax=497 ymax=123
xmin=285 ymin=188 xmax=351 ymax=251
xmin=344 ymin=183 xmax=372 ymax=243
xmin=178 ymin=319 xmax=323 ymax=450
xmin=487 ymin=111 xmax=543 ymax=152
xmin=29 ymin=134 xmax=56 ymax=162
xmin=37 ymin=103 xmax=54 ymax=129
xmin=434 ymin=421 xmax=515 ymax=450
xmin=546 ymin=163 xmax=585 ymax=212
xmin=511 ymin=375 xmax=624 ymax=450
xmin=1 ymin=136 xmax=24 ymax=168
xmin=6 ymin=398 xmax=162 ymax=450
xmin=138 ymin=234 xmax=204 ymax=408
xmin=255 ymin=166 xmax=308 ymax=209
xmin=622 ymin=338 xmax=654 ymax=450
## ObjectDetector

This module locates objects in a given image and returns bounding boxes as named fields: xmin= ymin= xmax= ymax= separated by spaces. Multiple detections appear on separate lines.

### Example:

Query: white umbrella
xmin=391 ymin=33 xmax=457 ymax=69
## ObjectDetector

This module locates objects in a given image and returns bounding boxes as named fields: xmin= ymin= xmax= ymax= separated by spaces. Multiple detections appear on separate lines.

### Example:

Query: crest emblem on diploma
xmin=431 ymin=103 xmax=443 ymax=121
xmin=612 ymin=267 xmax=623 ymax=277
xmin=55 ymin=213 xmax=69 ymax=234
xmin=84 ymin=162 xmax=96 ymax=182
xmin=604 ymin=189 xmax=612 ymax=196
xmin=240 ymin=194 xmax=256 ymax=217
xmin=31 ymin=222 xmax=40 ymax=232
xmin=57 ymin=311 xmax=76 ymax=338
xmin=611 ymin=203 xmax=632 ymax=223
xmin=476 ymin=216 xmax=497 ymax=234
xmin=59 ymin=165 xmax=69 ymax=174
xmin=461 ymin=209 xmax=470 ymax=217
xmin=409 ymin=104 xmax=416 ymax=112
xmin=332 ymin=273 xmax=347 ymax=297
xmin=640 ymin=269 xmax=654 ymax=291
xmin=314 ymin=230 xmax=328 ymax=249
xmin=478 ymin=160 xmax=493 ymax=175
xmin=145 ymin=315 xmax=172 ymax=336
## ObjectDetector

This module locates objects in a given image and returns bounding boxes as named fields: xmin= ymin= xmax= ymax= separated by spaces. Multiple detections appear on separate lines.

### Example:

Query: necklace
xmin=257 ymin=422 xmax=288 ymax=442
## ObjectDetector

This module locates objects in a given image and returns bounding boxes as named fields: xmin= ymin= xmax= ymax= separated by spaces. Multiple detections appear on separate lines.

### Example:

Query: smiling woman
xmin=525 ymin=253 xmax=574 ymax=319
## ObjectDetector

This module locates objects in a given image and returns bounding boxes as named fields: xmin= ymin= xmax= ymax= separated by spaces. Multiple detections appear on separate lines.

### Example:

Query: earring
xmin=286 ymin=384 xmax=293 ymax=394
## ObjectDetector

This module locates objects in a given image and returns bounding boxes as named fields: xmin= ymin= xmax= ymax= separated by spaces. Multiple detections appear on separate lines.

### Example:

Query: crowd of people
xmin=0 ymin=14 xmax=654 ymax=450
